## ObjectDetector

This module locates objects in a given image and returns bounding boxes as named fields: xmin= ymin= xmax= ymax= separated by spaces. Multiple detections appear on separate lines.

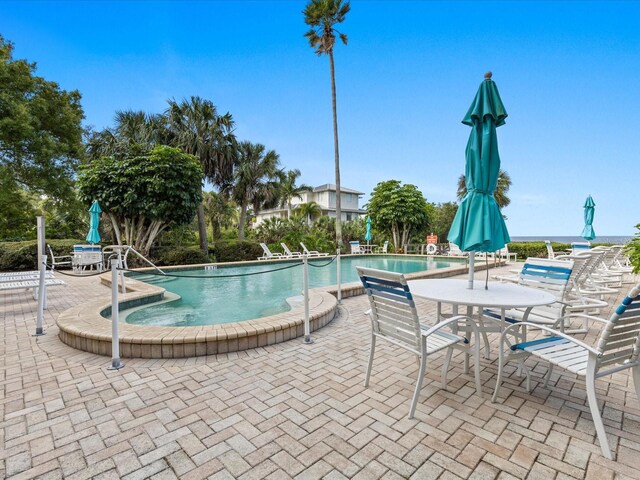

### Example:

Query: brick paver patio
xmin=1 ymin=266 xmax=639 ymax=479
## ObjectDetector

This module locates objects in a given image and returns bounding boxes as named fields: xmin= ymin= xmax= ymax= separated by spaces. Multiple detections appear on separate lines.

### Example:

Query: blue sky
xmin=3 ymin=1 xmax=639 ymax=236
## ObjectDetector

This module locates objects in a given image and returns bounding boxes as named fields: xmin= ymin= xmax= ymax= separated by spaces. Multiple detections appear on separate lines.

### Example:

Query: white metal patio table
xmin=408 ymin=279 xmax=556 ymax=370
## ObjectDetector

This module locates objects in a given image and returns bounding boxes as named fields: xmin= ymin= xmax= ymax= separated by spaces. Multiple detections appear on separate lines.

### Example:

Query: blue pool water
xmin=124 ymin=255 xmax=464 ymax=327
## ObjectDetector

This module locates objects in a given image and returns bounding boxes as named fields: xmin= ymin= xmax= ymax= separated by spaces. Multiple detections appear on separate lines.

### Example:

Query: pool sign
xmin=426 ymin=234 xmax=438 ymax=245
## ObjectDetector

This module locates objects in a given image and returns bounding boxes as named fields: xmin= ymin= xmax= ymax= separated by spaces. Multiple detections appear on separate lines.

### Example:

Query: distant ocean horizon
xmin=510 ymin=236 xmax=633 ymax=244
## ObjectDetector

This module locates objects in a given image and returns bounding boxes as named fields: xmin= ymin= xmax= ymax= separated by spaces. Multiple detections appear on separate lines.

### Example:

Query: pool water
xmin=124 ymin=255 xmax=464 ymax=327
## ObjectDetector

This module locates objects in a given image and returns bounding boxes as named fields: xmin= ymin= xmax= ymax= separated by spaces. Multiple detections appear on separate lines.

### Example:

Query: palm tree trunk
xmin=238 ymin=201 xmax=248 ymax=241
xmin=197 ymin=202 xmax=208 ymax=253
xmin=329 ymin=51 xmax=342 ymax=247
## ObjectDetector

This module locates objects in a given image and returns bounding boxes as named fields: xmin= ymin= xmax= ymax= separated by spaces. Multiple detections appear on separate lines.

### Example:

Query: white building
xmin=254 ymin=184 xmax=366 ymax=225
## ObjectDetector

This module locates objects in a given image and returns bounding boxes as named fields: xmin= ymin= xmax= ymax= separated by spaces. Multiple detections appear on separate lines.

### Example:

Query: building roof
xmin=313 ymin=184 xmax=364 ymax=195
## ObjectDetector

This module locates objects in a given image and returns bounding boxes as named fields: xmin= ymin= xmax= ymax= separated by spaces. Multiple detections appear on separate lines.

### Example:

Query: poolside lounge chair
xmin=571 ymin=241 xmax=591 ymax=255
xmin=300 ymin=243 xmax=328 ymax=257
xmin=357 ymin=267 xmax=482 ymax=419
xmin=544 ymin=240 xmax=563 ymax=259
xmin=349 ymin=241 xmax=362 ymax=254
xmin=492 ymin=282 xmax=640 ymax=460
xmin=447 ymin=243 xmax=467 ymax=257
xmin=47 ymin=245 xmax=72 ymax=270
xmin=280 ymin=243 xmax=302 ymax=258
xmin=258 ymin=243 xmax=284 ymax=260
xmin=0 ymin=277 xmax=65 ymax=300
xmin=495 ymin=245 xmax=517 ymax=263
xmin=375 ymin=241 xmax=389 ymax=254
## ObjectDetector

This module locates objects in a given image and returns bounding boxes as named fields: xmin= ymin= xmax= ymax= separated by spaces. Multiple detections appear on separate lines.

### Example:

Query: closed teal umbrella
xmin=581 ymin=195 xmax=596 ymax=241
xmin=448 ymin=72 xmax=511 ymax=288
xmin=85 ymin=200 xmax=102 ymax=244
xmin=364 ymin=216 xmax=372 ymax=243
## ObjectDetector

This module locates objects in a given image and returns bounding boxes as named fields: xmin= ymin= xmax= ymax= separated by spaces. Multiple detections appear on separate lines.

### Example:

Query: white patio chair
xmin=495 ymin=245 xmax=517 ymax=264
xmin=47 ymin=244 xmax=72 ymax=270
xmin=375 ymin=240 xmax=389 ymax=254
xmin=571 ymin=241 xmax=591 ymax=255
xmin=299 ymin=242 xmax=328 ymax=257
xmin=492 ymin=282 xmax=640 ymax=460
xmin=357 ymin=267 xmax=482 ymax=419
xmin=349 ymin=241 xmax=362 ymax=254
xmin=484 ymin=258 xmax=575 ymax=335
xmin=280 ymin=243 xmax=302 ymax=258
xmin=257 ymin=243 xmax=284 ymax=261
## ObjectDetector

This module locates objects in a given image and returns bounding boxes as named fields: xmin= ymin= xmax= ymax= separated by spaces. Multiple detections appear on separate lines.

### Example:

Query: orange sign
xmin=426 ymin=234 xmax=438 ymax=245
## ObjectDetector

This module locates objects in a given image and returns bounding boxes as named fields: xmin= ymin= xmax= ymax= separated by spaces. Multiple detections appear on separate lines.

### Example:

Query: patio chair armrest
xmin=501 ymin=322 xmax=601 ymax=355
xmin=421 ymin=315 xmax=478 ymax=339
xmin=552 ymin=313 xmax=609 ymax=328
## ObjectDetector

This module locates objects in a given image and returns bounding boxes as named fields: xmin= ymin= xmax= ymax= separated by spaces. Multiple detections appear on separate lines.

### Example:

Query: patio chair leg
xmin=586 ymin=357 xmax=613 ymax=460
xmin=441 ymin=348 xmax=453 ymax=389
xmin=409 ymin=353 xmax=427 ymax=419
xmin=633 ymin=365 xmax=640 ymax=403
xmin=364 ymin=335 xmax=376 ymax=387
xmin=543 ymin=365 xmax=554 ymax=388
xmin=472 ymin=330 xmax=482 ymax=397
xmin=492 ymin=347 xmax=506 ymax=403
xmin=476 ymin=316 xmax=492 ymax=360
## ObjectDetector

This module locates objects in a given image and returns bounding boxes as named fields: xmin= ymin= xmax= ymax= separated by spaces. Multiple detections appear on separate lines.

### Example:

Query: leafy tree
xmin=303 ymin=0 xmax=350 ymax=247
xmin=279 ymin=169 xmax=312 ymax=218
xmin=0 ymin=35 xmax=84 ymax=200
xmin=427 ymin=202 xmax=459 ymax=241
xmin=77 ymin=146 xmax=203 ymax=256
xmin=166 ymin=97 xmax=237 ymax=253
xmin=457 ymin=169 xmax=512 ymax=210
xmin=0 ymin=169 xmax=37 ymax=240
xmin=366 ymin=180 xmax=429 ymax=250
xmin=231 ymin=142 xmax=281 ymax=240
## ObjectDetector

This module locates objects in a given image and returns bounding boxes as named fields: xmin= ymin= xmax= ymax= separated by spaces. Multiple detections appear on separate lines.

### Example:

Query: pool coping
xmin=57 ymin=254 xmax=498 ymax=358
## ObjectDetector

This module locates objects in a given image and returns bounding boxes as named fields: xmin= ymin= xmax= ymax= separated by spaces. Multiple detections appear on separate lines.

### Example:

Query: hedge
xmin=507 ymin=242 xmax=612 ymax=261
xmin=0 ymin=239 xmax=83 ymax=272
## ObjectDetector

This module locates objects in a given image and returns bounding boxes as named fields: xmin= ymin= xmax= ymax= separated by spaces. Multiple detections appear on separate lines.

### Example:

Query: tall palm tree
xmin=232 ymin=142 xmax=281 ymax=240
xmin=303 ymin=0 xmax=350 ymax=247
xmin=457 ymin=169 xmax=512 ymax=209
xmin=166 ymin=97 xmax=236 ymax=253
xmin=279 ymin=169 xmax=313 ymax=219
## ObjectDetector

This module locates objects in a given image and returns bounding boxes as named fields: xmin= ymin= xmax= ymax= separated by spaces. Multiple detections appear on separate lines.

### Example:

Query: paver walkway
xmin=1 ymin=266 xmax=639 ymax=479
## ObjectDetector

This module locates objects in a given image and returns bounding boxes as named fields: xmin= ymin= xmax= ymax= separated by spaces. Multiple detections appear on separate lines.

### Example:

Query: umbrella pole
xmin=468 ymin=253 xmax=475 ymax=289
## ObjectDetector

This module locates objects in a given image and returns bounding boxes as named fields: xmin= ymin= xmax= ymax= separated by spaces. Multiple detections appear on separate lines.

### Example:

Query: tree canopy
xmin=0 ymin=35 xmax=84 ymax=200
xmin=77 ymin=146 xmax=203 ymax=255
xmin=366 ymin=180 xmax=429 ymax=250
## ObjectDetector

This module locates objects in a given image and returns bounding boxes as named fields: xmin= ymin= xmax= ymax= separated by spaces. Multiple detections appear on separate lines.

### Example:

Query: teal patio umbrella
xmin=581 ymin=195 xmax=596 ymax=241
xmin=85 ymin=200 xmax=102 ymax=244
xmin=364 ymin=216 xmax=372 ymax=244
xmin=448 ymin=72 xmax=511 ymax=289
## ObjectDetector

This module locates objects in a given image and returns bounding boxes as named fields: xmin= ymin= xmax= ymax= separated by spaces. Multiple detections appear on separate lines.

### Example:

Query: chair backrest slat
xmin=516 ymin=258 xmax=574 ymax=323
xmin=358 ymin=267 xmax=421 ymax=353
xmin=596 ymin=286 xmax=640 ymax=364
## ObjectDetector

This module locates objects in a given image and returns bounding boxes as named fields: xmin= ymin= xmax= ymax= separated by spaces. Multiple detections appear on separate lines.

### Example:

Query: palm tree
xmin=293 ymin=201 xmax=322 ymax=226
xmin=279 ymin=169 xmax=313 ymax=218
xmin=203 ymin=191 xmax=237 ymax=241
xmin=457 ymin=169 xmax=512 ymax=210
xmin=85 ymin=110 xmax=166 ymax=161
xmin=303 ymin=0 xmax=350 ymax=247
xmin=165 ymin=97 xmax=236 ymax=253
xmin=232 ymin=142 xmax=281 ymax=240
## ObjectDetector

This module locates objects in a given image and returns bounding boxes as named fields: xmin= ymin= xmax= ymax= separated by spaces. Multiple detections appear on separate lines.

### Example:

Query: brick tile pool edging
xmin=56 ymin=256 xmax=499 ymax=358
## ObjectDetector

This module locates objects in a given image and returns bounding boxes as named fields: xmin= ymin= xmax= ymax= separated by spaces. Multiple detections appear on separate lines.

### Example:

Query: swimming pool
xmin=123 ymin=255 xmax=465 ymax=327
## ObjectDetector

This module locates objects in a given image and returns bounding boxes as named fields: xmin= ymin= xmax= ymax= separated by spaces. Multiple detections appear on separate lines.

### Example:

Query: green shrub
xmin=212 ymin=241 xmax=263 ymax=262
xmin=0 ymin=239 xmax=82 ymax=272
xmin=506 ymin=242 xmax=568 ymax=260
xmin=624 ymin=224 xmax=640 ymax=273
xmin=151 ymin=246 xmax=210 ymax=266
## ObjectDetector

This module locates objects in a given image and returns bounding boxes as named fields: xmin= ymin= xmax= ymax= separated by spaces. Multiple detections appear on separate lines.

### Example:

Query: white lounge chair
xmin=280 ymin=243 xmax=302 ymax=258
xmin=357 ymin=267 xmax=482 ymax=418
xmin=447 ymin=243 xmax=467 ymax=257
xmin=0 ymin=277 xmax=65 ymax=300
xmin=300 ymin=243 xmax=328 ymax=257
xmin=571 ymin=241 xmax=591 ymax=255
xmin=495 ymin=245 xmax=517 ymax=263
xmin=493 ymin=282 xmax=640 ymax=460
xmin=257 ymin=243 xmax=284 ymax=260
xmin=375 ymin=241 xmax=389 ymax=254
xmin=544 ymin=240 xmax=563 ymax=259
xmin=349 ymin=241 xmax=362 ymax=254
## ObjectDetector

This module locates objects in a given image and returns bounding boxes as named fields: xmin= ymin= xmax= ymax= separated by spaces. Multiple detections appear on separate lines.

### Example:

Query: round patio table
xmin=407 ymin=279 xmax=556 ymax=369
